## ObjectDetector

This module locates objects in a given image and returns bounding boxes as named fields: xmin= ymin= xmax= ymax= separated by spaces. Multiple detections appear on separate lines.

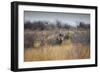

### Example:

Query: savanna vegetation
xmin=24 ymin=20 xmax=90 ymax=62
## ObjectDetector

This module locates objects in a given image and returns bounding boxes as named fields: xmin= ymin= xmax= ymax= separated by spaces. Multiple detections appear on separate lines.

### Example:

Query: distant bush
xmin=24 ymin=20 xmax=75 ymax=30
xmin=77 ymin=22 xmax=90 ymax=30
xmin=24 ymin=21 xmax=46 ymax=30
xmin=64 ymin=32 xmax=73 ymax=40
xmin=24 ymin=33 xmax=35 ymax=48
xmin=72 ymin=31 xmax=90 ymax=44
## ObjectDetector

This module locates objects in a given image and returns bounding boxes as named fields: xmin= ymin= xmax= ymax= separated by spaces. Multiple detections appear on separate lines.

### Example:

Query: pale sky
xmin=24 ymin=11 xmax=90 ymax=27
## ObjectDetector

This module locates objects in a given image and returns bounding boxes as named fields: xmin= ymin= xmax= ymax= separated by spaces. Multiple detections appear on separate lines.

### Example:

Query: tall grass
xmin=24 ymin=39 xmax=90 ymax=62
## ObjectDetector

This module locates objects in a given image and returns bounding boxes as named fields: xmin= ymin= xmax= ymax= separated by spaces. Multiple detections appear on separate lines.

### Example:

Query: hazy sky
xmin=24 ymin=11 xmax=90 ymax=26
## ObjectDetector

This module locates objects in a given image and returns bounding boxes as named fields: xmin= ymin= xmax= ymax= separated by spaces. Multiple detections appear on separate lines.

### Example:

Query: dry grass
xmin=24 ymin=40 xmax=90 ymax=62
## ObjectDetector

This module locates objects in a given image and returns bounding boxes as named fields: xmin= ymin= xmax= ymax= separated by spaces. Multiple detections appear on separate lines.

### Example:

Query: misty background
xmin=24 ymin=11 xmax=90 ymax=27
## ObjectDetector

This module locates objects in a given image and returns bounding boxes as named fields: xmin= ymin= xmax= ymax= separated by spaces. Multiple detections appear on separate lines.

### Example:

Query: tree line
xmin=24 ymin=20 xmax=90 ymax=30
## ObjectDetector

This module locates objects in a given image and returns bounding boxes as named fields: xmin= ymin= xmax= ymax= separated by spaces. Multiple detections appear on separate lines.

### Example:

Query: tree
xmin=77 ymin=22 xmax=90 ymax=29
xmin=56 ymin=20 xmax=62 ymax=28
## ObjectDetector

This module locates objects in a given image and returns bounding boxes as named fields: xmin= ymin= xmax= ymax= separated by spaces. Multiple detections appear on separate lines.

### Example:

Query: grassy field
xmin=24 ymin=30 xmax=90 ymax=62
